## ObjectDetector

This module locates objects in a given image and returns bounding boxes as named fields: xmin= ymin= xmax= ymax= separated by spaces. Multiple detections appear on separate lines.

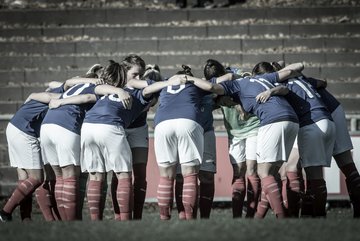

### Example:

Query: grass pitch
xmin=0 ymin=205 xmax=359 ymax=241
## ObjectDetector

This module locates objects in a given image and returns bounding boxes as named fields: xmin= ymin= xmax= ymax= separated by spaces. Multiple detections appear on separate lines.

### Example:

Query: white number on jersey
xmin=249 ymin=78 xmax=275 ymax=90
xmin=288 ymin=77 xmax=320 ymax=98
xmin=166 ymin=84 xmax=186 ymax=94
xmin=62 ymin=83 xmax=91 ymax=99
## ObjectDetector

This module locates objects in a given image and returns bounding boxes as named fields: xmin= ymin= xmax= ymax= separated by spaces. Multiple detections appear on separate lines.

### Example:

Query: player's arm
xmin=256 ymin=85 xmax=289 ymax=103
xmin=47 ymin=81 xmax=63 ymax=90
xmin=94 ymin=84 xmax=132 ymax=109
xmin=64 ymin=77 xmax=99 ymax=91
xmin=25 ymin=92 xmax=61 ymax=104
xmin=48 ymin=94 xmax=97 ymax=109
xmin=214 ymin=73 xmax=239 ymax=83
xmin=282 ymin=62 xmax=304 ymax=72
xmin=276 ymin=62 xmax=304 ymax=82
xmin=126 ymin=79 xmax=149 ymax=89
xmin=171 ymin=74 xmax=225 ymax=95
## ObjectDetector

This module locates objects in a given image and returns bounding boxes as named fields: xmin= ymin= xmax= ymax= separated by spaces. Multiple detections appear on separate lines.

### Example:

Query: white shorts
xmin=332 ymin=105 xmax=353 ymax=155
xmin=298 ymin=119 xmax=336 ymax=168
xmin=154 ymin=119 xmax=204 ymax=167
xmin=257 ymin=121 xmax=299 ymax=164
xmin=200 ymin=130 xmax=216 ymax=173
xmin=40 ymin=124 xmax=81 ymax=167
xmin=81 ymin=123 xmax=132 ymax=173
xmin=125 ymin=124 xmax=149 ymax=149
xmin=229 ymin=135 xmax=257 ymax=164
xmin=6 ymin=123 xmax=42 ymax=169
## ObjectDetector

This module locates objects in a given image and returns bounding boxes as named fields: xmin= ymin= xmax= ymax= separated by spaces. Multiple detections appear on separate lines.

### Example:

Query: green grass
xmin=0 ymin=206 xmax=359 ymax=241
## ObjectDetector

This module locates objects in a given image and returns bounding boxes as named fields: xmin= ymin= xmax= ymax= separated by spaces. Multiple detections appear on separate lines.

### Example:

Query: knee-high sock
xmin=18 ymin=180 xmax=33 ymax=221
xmin=182 ymin=174 xmax=198 ymax=220
xmin=232 ymin=177 xmax=246 ymax=218
xmin=175 ymin=180 xmax=186 ymax=220
xmin=341 ymin=163 xmax=360 ymax=218
xmin=3 ymin=178 xmax=41 ymax=215
xmin=157 ymin=177 xmax=174 ymax=220
xmin=246 ymin=175 xmax=261 ymax=218
xmin=133 ymin=179 xmax=147 ymax=220
xmin=87 ymin=180 xmax=103 ymax=220
xmin=117 ymin=177 xmax=132 ymax=221
xmin=281 ymin=178 xmax=288 ymax=210
xmin=35 ymin=181 xmax=56 ymax=221
xmin=199 ymin=182 xmax=214 ymax=219
xmin=307 ymin=179 xmax=327 ymax=217
xmin=110 ymin=174 xmax=121 ymax=220
xmin=261 ymin=176 xmax=286 ymax=218
xmin=62 ymin=176 xmax=78 ymax=221
xmin=287 ymin=172 xmax=301 ymax=218
xmin=254 ymin=190 xmax=270 ymax=219
xmin=54 ymin=177 xmax=66 ymax=221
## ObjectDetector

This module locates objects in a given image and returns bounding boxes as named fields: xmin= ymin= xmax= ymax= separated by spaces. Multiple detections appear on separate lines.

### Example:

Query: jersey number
xmin=62 ymin=83 xmax=91 ymax=99
xmin=166 ymin=84 xmax=186 ymax=94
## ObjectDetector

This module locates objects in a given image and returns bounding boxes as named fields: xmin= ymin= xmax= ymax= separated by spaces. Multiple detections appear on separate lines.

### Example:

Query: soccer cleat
xmin=0 ymin=210 xmax=12 ymax=222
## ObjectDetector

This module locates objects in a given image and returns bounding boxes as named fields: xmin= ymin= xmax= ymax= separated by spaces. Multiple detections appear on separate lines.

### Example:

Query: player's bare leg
xmin=334 ymin=150 xmax=360 ymax=218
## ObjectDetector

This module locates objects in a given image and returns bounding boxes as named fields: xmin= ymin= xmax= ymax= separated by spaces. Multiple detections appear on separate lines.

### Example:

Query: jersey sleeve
xmin=219 ymin=80 xmax=238 ymax=96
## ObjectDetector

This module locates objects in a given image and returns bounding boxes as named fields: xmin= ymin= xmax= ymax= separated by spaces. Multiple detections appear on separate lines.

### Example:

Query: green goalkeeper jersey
xmin=221 ymin=106 xmax=260 ymax=140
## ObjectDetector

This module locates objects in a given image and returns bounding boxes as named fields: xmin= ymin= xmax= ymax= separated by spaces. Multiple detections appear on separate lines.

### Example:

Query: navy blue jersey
xmin=306 ymin=77 xmax=340 ymax=113
xmin=10 ymin=85 xmax=65 ymax=137
xmin=42 ymin=83 xmax=97 ymax=135
xmin=276 ymin=76 xmax=332 ymax=127
xmin=127 ymin=79 xmax=156 ymax=129
xmin=220 ymin=72 xmax=298 ymax=126
xmin=154 ymin=81 xmax=209 ymax=126
xmin=84 ymin=87 xmax=151 ymax=128
xmin=198 ymin=94 xmax=215 ymax=132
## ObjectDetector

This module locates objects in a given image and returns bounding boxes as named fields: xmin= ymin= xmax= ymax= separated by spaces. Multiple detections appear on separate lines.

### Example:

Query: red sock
xmin=341 ymin=163 xmax=360 ymax=217
xmin=254 ymin=190 xmax=270 ymax=219
xmin=175 ymin=179 xmax=186 ymax=220
xmin=110 ymin=174 xmax=121 ymax=220
xmin=157 ymin=177 xmax=174 ymax=220
xmin=232 ymin=177 xmax=246 ymax=218
xmin=63 ymin=176 xmax=78 ymax=221
xmin=261 ymin=176 xmax=286 ymax=218
xmin=54 ymin=177 xmax=66 ymax=221
xmin=307 ymin=179 xmax=327 ymax=217
xmin=287 ymin=172 xmax=301 ymax=218
xmin=199 ymin=182 xmax=214 ymax=219
xmin=246 ymin=175 xmax=261 ymax=218
xmin=117 ymin=177 xmax=132 ymax=221
xmin=87 ymin=180 xmax=103 ymax=220
xmin=182 ymin=174 xmax=198 ymax=220
xmin=281 ymin=179 xmax=288 ymax=210
xmin=3 ymin=178 xmax=41 ymax=214
xmin=35 ymin=181 xmax=56 ymax=221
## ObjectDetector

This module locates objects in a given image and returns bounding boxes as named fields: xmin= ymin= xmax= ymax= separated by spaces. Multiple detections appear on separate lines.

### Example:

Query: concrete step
xmin=1 ymin=37 xmax=359 ymax=56
xmin=0 ymin=7 xmax=359 ymax=26
xmin=1 ymin=23 xmax=359 ymax=39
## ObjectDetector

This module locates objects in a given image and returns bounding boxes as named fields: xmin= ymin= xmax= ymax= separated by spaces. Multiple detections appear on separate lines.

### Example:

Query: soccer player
xmin=254 ymin=61 xmax=336 ymax=217
xmin=79 ymin=66 xmax=180 ymax=221
xmin=0 ymin=84 xmax=64 ymax=222
xmin=306 ymin=76 xmax=360 ymax=218
xmin=154 ymin=65 xmax=212 ymax=220
xmin=40 ymin=60 xmax=128 ymax=221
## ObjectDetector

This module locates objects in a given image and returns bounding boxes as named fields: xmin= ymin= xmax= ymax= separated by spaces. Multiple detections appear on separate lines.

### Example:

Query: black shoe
xmin=0 ymin=210 xmax=12 ymax=222
xmin=176 ymin=0 xmax=187 ymax=8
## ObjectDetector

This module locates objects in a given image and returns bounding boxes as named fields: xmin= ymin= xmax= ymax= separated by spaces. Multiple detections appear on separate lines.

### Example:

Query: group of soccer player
xmin=1 ymin=53 xmax=360 ymax=222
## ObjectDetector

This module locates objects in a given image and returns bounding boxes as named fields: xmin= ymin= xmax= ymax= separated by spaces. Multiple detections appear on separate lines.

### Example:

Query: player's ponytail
xmin=203 ymin=59 xmax=226 ymax=80
xmin=176 ymin=64 xmax=194 ymax=76
xmin=252 ymin=62 xmax=275 ymax=76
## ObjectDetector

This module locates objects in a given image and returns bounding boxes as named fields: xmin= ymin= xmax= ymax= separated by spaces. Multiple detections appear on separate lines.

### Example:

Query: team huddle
xmin=1 ymin=54 xmax=360 ymax=222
